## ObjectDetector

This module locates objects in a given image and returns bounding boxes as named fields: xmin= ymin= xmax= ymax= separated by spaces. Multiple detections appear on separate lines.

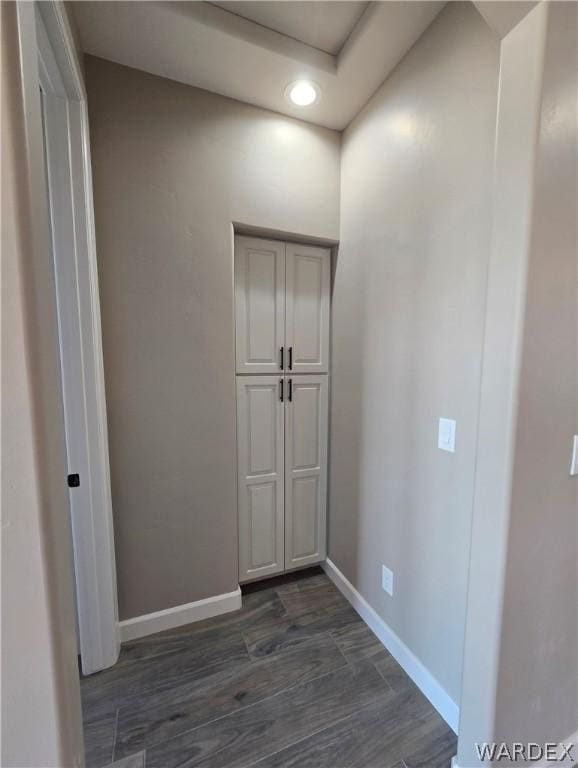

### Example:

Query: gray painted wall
xmin=456 ymin=6 xmax=551 ymax=760
xmin=328 ymin=2 xmax=499 ymax=705
xmin=457 ymin=5 xmax=578 ymax=762
xmin=495 ymin=1 xmax=578 ymax=750
xmin=2 ymin=4 xmax=84 ymax=765
xmin=85 ymin=56 xmax=340 ymax=620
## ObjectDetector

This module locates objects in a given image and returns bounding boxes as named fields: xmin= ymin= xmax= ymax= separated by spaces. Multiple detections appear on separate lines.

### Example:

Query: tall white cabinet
xmin=235 ymin=236 xmax=330 ymax=583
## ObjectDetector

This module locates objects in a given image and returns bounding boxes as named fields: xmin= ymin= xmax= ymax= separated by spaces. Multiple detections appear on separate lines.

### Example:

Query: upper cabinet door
xmin=285 ymin=243 xmax=330 ymax=374
xmin=235 ymin=237 xmax=285 ymax=374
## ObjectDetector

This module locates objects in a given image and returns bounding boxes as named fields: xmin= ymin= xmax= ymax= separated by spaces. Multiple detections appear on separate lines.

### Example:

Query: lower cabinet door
xmin=236 ymin=376 xmax=285 ymax=582
xmin=284 ymin=375 xmax=328 ymax=569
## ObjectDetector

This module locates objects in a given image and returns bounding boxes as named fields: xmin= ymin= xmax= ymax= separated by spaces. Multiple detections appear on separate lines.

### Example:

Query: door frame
xmin=19 ymin=0 xmax=119 ymax=674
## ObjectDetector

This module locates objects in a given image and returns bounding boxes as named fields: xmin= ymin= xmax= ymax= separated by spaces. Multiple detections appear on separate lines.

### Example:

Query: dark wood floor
xmin=81 ymin=568 xmax=456 ymax=768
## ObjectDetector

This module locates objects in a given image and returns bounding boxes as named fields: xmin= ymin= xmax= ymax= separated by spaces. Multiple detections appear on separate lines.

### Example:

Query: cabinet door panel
xmin=237 ymin=377 xmax=284 ymax=581
xmin=247 ymin=483 xmax=277 ymax=568
xmin=285 ymin=244 xmax=330 ymax=373
xmin=292 ymin=476 xmax=319 ymax=559
xmin=285 ymin=376 xmax=328 ymax=569
xmin=235 ymin=237 xmax=285 ymax=374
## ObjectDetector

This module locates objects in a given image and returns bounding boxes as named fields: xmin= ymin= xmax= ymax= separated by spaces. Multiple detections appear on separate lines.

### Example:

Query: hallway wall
xmin=496 ymin=3 xmax=577 ymax=744
xmin=457 ymin=4 xmax=578 ymax=762
xmin=1 ymin=4 xmax=84 ymax=765
xmin=85 ymin=56 xmax=340 ymax=620
xmin=329 ymin=2 xmax=499 ymax=706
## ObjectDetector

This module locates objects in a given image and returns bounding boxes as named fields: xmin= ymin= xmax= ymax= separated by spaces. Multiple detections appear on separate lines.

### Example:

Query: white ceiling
xmin=71 ymin=1 xmax=446 ymax=131
xmin=211 ymin=2 xmax=369 ymax=55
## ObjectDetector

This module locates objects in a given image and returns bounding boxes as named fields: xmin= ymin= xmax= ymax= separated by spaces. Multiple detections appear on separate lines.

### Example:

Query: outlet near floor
xmin=382 ymin=564 xmax=394 ymax=596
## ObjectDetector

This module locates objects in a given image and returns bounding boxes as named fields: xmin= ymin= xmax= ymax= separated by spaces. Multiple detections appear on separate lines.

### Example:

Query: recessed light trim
xmin=285 ymin=80 xmax=320 ymax=107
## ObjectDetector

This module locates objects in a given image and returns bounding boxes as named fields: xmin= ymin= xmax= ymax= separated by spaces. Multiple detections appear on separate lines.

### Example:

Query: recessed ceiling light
xmin=285 ymin=80 xmax=320 ymax=107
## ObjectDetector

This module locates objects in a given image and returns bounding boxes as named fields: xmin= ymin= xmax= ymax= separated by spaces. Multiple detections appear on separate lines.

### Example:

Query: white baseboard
xmin=119 ymin=587 xmax=242 ymax=642
xmin=322 ymin=558 xmax=459 ymax=733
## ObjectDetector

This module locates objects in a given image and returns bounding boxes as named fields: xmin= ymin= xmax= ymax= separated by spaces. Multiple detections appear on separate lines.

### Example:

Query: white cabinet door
xmin=235 ymin=237 xmax=285 ymax=374
xmin=285 ymin=243 xmax=330 ymax=374
xmin=284 ymin=376 xmax=328 ymax=569
xmin=237 ymin=376 xmax=285 ymax=582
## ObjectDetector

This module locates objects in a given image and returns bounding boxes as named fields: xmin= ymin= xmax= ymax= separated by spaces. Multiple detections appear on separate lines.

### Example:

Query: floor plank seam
xmin=113 ymin=619 xmax=252 ymax=674
xmin=111 ymin=646 xmax=188 ymax=672
xmin=125 ymin=656 xmax=360 ymax=759
xmin=124 ymin=633 xmax=250 ymax=667
xmin=370 ymin=657 xmax=396 ymax=694
xmin=85 ymin=646 xmax=253 ymax=720
xmin=277 ymin=599 xmax=293 ymax=618
xmin=241 ymin=623 xmax=343 ymax=663
xmin=328 ymin=630 xmax=357 ymax=669
xmin=239 ymin=625 xmax=253 ymax=658
xmin=110 ymin=708 xmax=119 ymax=764
xmin=244 ymin=695 xmax=390 ymax=768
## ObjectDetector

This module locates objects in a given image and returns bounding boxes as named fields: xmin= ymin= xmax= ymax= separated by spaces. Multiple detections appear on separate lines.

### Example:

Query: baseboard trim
xmin=322 ymin=558 xmax=459 ymax=733
xmin=119 ymin=587 xmax=242 ymax=642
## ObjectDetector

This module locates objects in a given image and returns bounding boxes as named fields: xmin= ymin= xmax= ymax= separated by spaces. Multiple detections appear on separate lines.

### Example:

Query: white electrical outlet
xmin=570 ymin=435 xmax=578 ymax=476
xmin=438 ymin=417 xmax=456 ymax=453
xmin=382 ymin=565 xmax=394 ymax=596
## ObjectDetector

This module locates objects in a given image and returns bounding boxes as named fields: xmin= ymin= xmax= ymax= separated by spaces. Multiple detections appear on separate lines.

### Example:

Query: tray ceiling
xmin=71 ymin=1 xmax=446 ymax=130
xmin=210 ymin=1 xmax=370 ymax=55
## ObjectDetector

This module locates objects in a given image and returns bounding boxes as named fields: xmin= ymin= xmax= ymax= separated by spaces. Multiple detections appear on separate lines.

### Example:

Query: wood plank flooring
xmin=81 ymin=568 xmax=456 ymax=768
